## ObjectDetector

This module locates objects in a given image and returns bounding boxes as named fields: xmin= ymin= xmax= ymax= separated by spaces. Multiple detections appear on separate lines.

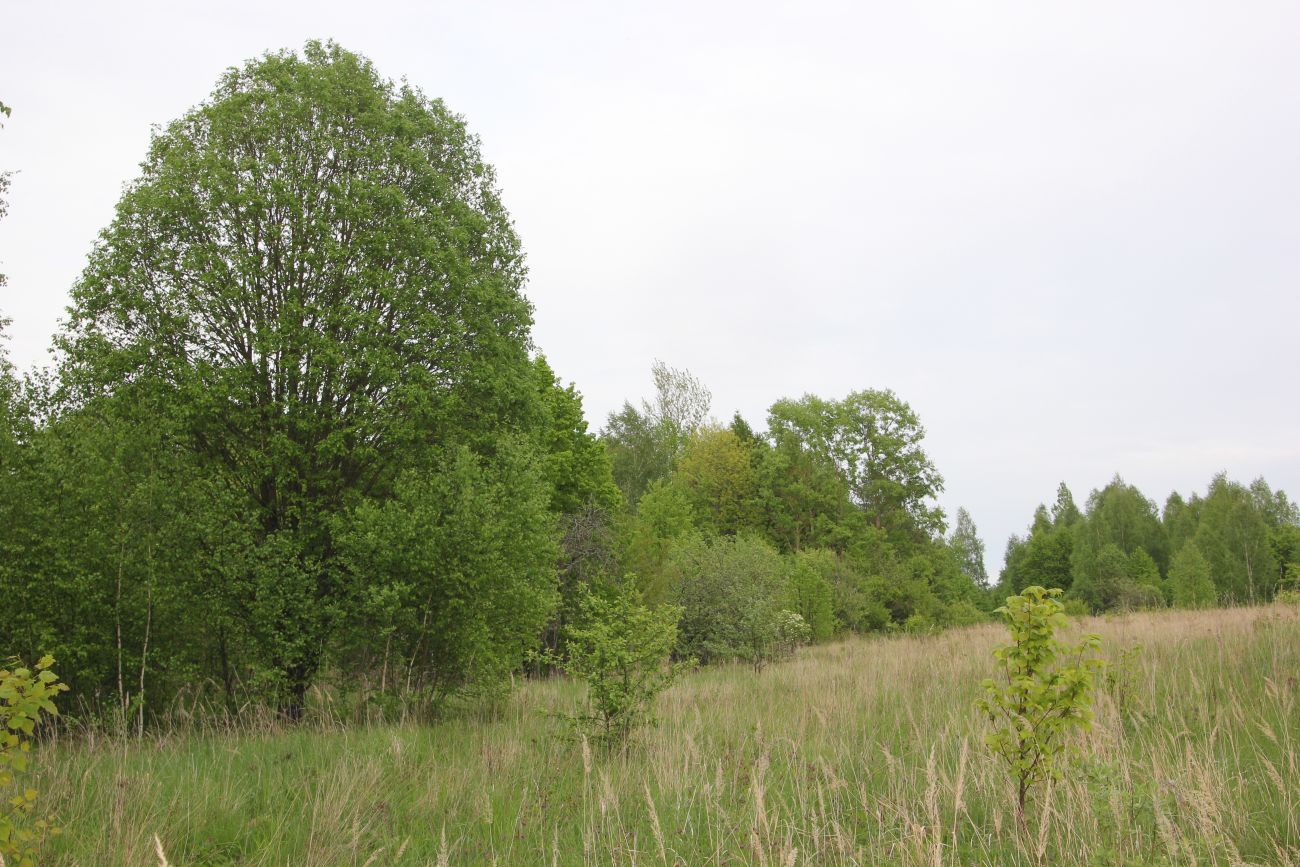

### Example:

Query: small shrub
xmin=944 ymin=600 xmax=989 ymax=627
xmin=1 ymin=655 xmax=69 ymax=866
xmin=670 ymin=535 xmax=791 ymax=669
xmin=554 ymin=585 xmax=691 ymax=746
xmin=1275 ymin=563 xmax=1300 ymax=606
xmin=1061 ymin=598 xmax=1090 ymax=618
xmin=975 ymin=587 xmax=1105 ymax=827
xmin=1116 ymin=583 xmax=1166 ymax=612
xmin=772 ymin=610 xmax=812 ymax=660
xmin=900 ymin=613 xmax=936 ymax=635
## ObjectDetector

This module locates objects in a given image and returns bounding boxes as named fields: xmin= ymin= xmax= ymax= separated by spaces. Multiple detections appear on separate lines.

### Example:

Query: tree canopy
xmin=48 ymin=41 xmax=557 ymax=715
xmin=767 ymin=390 xmax=944 ymax=537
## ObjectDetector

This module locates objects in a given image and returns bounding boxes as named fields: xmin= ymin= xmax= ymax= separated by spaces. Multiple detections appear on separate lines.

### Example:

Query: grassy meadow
xmin=28 ymin=603 xmax=1300 ymax=866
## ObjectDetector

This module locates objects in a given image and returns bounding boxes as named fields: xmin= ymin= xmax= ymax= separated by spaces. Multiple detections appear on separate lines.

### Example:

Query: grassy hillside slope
xmin=33 ymin=604 xmax=1300 ymax=865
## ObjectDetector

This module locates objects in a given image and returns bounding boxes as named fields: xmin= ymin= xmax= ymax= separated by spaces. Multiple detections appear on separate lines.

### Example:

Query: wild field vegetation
xmin=22 ymin=603 xmax=1300 ymax=866
xmin=2 ymin=41 xmax=1299 ymax=867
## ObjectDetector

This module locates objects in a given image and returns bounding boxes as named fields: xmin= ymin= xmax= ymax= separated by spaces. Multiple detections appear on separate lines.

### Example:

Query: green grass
xmin=22 ymin=603 xmax=1300 ymax=865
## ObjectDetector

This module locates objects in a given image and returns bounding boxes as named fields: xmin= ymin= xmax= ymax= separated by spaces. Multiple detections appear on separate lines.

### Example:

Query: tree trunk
xmin=279 ymin=658 xmax=317 ymax=723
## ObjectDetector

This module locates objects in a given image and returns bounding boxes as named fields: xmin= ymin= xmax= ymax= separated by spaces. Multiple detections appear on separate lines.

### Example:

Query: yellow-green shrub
xmin=0 ymin=655 xmax=68 ymax=867
xmin=975 ymin=587 xmax=1104 ymax=826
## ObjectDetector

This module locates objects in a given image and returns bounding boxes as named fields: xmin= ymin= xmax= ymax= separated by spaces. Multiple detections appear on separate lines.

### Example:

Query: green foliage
xmin=975 ymin=587 xmax=1104 ymax=823
xmin=1162 ymin=491 xmax=1200 ymax=554
xmin=1128 ymin=548 xmax=1162 ymax=593
xmin=772 ymin=610 xmax=813 ymax=656
xmin=1105 ymin=644 xmax=1144 ymax=719
xmin=622 ymin=480 xmax=696 ymax=605
xmin=1080 ymin=477 xmax=1168 ymax=566
xmin=997 ymin=490 xmax=1077 ymax=598
xmin=339 ymin=440 xmax=558 ymax=709
xmin=1061 ymin=597 xmax=1090 ymax=618
xmin=787 ymin=550 xmax=838 ymax=640
xmin=1010 ymin=473 xmax=1299 ymax=614
xmin=553 ymin=585 xmax=689 ymax=745
xmin=767 ymin=389 xmax=944 ymax=537
xmin=756 ymin=433 xmax=855 ymax=553
xmin=810 ymin=550 xmax=890 ymax=633
xmin=0 ymin=387 xmax=246 ymax=720
xmin=1115 ymin=583 xmax=1166 ymax=611
xmin=944 ymin=599 xmax=990 ymax=626
xmin=1194 ymin=474 xmax=1278 ymax=603
xmin=603 ymin=361 xmax=711 ymax=507
xmin=1067 ymin=477 xmax=1167 ymax=608
xmin=1073 ymin=542 xmax=1138 ymax=612
xmin=670 ymin=535 xmax=791 ymax=668
xmin=534 ymin=357 xmax=621 ymax=516
xmin=1051 ymin=483 xmax=1082 ymax=528
xmin=547 ymin=503 xmax=622 ymax=662
xmin=0 ymin=656 xmax=68 ymax=866
xmin=674 ymin=427 xmax=761 ymax=535
xmin=1021 ymin=526 xmax=1075 ymax=593
xmin=949 ymin=507 xmax=988 ymax=586
xmin=1275 ymin=563 xmax=1300 ymax=606
xmin=49 ymin=41 xmax=549 ymax=717
xmin=1167 ymin=543 xmax=1216 ymax=608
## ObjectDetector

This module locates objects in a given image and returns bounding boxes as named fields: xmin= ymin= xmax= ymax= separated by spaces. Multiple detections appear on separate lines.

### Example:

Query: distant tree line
xmin=997 ymin=475 xmax=1300 ymax=612
xmin=596 ymin=362 xmax=990 ymax=665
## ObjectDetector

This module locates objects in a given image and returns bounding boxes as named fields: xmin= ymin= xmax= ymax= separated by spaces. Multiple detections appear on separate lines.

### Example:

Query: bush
xmin=670 ymin=535 xmax=792 ymax=669
xmin=771 ymin=610 xmax=812 ymax=660
xmin=975 ymin=587 xmax=1104 ymax=827
xmin=1115 ymin=583 xmax=1166 ymax=612
xmin=1061 ymin=598 xmax=1090 ymax=618
xmin=1 ymin=655 xmax=68 ymax=866
xmin=555 ymin=585 xmax=690 ymax=745
xmin=943 ymin=600 xmax=990 ymax=627
xmin=1274 ymin=563 xmax=1300 ymax=606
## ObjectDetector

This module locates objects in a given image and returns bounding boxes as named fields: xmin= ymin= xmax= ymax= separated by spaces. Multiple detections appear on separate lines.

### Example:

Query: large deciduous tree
xmin=59 ymin=42 xmax=548 ymax=716
xmin=767 ymin=389 xmax=944 ymax=536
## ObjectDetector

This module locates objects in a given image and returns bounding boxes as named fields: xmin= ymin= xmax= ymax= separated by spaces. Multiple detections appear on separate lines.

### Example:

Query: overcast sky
xmin=2 ymin=0 xmax=1298 ymax=572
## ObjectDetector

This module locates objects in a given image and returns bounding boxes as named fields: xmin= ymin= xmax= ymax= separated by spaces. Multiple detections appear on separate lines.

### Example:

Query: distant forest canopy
xmin=998 ymin=473 xmax=1299 ymax=612
xmin=0 ymin=44 xmax=1296 ymax=728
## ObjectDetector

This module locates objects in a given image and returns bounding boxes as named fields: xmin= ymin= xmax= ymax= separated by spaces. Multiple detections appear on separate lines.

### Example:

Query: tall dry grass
xmin=21 ymin=603 xmax=1300 ymax=865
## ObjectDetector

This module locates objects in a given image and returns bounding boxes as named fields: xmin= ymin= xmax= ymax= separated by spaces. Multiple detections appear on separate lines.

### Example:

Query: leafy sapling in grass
xmin=975 ymin=587 xmax=1105 ymax=828
xmin=0 ymin=655 xmax=69 ymax=867
xmin=552 ymin=584 xmax=692 ymax=747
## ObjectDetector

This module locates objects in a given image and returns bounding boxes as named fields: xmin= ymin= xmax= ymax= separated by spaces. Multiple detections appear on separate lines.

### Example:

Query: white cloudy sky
xmin=2 ymin=1 xmax=1298 ymax=571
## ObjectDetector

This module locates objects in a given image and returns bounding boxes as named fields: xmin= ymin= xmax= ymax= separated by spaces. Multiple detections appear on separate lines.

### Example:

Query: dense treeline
xmin=997 ymin=475 xmax=1300 ymax=611
xmin=596 ymin=362 xmax=989 ymax=658
xmin=1 ymin=44 xmax=1295 ymax=730
xmin=0 ymin=44 xmax=988 ymax=725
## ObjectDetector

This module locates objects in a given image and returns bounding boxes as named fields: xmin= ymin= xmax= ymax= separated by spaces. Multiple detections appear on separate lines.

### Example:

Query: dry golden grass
xmin=25 ymin=603 xmax=1300 ymax=865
